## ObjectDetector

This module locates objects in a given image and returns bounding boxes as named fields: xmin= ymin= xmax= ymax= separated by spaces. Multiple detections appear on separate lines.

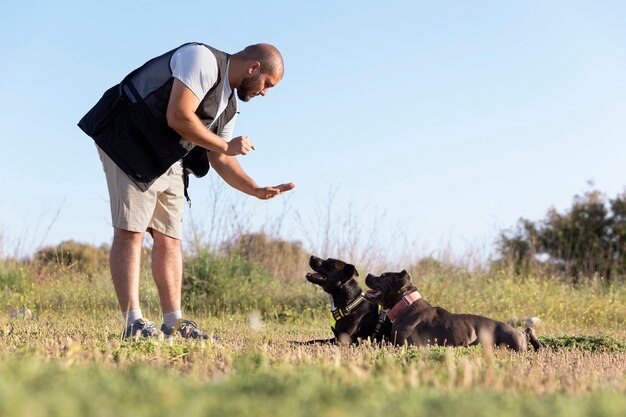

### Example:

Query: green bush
xmin=0 ymin=260 xmax=28 ymax=292
xmin=182 ymin=248 xmax=322 ymax=315
xmin=497 ymin=188 xmax=626 ymax=282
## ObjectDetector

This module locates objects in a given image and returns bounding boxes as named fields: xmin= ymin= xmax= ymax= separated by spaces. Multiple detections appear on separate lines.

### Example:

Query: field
xmin=1 ymin=249 xmax=625 ymax=417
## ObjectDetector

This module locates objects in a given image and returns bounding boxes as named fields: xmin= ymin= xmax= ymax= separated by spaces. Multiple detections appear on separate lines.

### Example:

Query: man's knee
xmin=113 ymin=228 xmax=144 ymax=247
xmin=152 ymin=230 xmax=181 ymax=251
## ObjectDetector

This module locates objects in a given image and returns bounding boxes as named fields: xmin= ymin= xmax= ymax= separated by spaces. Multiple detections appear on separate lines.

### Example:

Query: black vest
xmin=78 ymin=42 xmax=237 ymax=191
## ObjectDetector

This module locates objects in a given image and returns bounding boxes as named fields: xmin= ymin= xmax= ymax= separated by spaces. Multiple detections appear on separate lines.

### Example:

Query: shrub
xmin=34 ymin=241 xmax=110 ymax=274
xmin=225 ymin=233 xmax=310 ymax=283
xmin=497 ymin=188 xmax=626 ymax=282
xmin=0 ymin=259 xmax=28 ymax=292
xmin=182 ymin=247 xmax=321 ymax=314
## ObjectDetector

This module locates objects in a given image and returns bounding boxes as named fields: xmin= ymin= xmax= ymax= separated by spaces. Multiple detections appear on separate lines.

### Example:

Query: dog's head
xmin=306 ymin=255 xmax=359 ymax=292
xmin=364 ymin=270 xmax=415 ymax=309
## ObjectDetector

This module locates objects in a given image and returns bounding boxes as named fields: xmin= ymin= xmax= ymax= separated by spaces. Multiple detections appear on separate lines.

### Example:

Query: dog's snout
xmin=309 ymin=255 xmax=323 ymax=269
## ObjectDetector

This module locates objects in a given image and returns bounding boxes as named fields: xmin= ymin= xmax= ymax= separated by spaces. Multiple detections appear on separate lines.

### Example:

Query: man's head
xmin=232 ymin=43 xmax=284 ymax=102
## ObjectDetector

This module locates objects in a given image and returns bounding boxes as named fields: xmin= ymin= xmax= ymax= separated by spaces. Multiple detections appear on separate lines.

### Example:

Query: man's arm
xmin=208 ymin=152 xmax=295 ymax=200
xmin=166 ymin=79 xmax=254 ymax=156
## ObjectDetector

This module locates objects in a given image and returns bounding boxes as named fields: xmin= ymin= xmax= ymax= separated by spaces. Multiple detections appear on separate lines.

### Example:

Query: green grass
xmin=1 ymin=318 xmax=625 ymax=417
xmin=1 ymin=254 xmax=626 ymax=417
xmin=540 ymin=335 xmax=626 ymax=352
xmin=1 ymin=360 xmax=625 ymax=417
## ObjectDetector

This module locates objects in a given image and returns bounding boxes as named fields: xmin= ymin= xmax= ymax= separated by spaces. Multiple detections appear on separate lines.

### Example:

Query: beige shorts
xmin=97 ymin=147 xmax=185 ymax=240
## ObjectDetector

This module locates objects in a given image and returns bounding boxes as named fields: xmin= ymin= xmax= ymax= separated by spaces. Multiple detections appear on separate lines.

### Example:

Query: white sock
xmin=163 ymin=310 xmax=183 ymax=329
xmin=122 ymin=308 xmax=143 ymax=325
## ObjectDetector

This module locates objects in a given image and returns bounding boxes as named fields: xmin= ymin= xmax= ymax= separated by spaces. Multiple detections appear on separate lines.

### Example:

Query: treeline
xmin=497 ymin=188 xmax=626 ymax=282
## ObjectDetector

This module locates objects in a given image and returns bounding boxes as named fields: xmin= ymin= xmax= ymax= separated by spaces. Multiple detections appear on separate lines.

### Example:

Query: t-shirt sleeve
xmin=170 ymin=44 xmax=218 ymax=101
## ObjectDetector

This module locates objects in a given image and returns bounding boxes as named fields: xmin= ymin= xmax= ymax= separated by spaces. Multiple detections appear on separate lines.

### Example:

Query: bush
xmin=407 ymin=257 xmax=458 ymax=277
xmin=182 ymin=247 xmax=322 ymax=315
xmin=497 ymin=188 xmax=626 ymax=282
xmin=34 ymin=241 xmax=110 ymax=274
xmin=225 ymin=233 xmax=310 ymax=283
xmin=0 ymin=260 xmax=28 ymax=292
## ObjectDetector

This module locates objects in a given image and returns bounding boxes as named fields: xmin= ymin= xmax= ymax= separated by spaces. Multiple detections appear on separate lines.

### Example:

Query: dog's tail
xmin=524 ymin=327 xmax=543 ymax=351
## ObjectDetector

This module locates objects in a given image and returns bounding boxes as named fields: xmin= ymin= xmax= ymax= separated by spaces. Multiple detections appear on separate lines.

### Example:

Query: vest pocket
xmin=126 ymin=82 xmax=187 ymax=160
xmin=78 ymin=84 xmax=126 ymax=137
xmin=85 ymin=80 xmax=189 ymax=185
xmin=106 ymin=108 xmax=164 ymax=182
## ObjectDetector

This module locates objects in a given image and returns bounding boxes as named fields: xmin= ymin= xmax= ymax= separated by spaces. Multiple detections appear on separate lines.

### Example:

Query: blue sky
xmin=1 ymin=1 xmax=625 ymax=263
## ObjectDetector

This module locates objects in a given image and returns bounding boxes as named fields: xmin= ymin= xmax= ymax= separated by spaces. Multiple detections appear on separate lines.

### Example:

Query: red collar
xmin=387 ymin=291 xmax=422 ymax=322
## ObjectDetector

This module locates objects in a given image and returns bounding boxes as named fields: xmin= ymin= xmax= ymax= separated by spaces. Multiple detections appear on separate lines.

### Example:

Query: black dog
xmin=301 ymin=256 xmax=391 ymax=344
xmin=364 ymin=270 xmax=542 ymax=351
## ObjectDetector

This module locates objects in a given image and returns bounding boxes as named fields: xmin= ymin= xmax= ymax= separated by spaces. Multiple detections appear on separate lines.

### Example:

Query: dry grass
xmin=0 ymin=277 xmax=625 ymax=416
xmin=1 ymin=314 xmax=625 ymax=396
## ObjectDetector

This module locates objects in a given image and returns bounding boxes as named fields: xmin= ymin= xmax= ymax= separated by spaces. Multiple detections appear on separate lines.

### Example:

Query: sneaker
xmin=161 ymin=319 xmax=210 ymax=340
xmin=124 ymin=318 xmax=159 ymax=338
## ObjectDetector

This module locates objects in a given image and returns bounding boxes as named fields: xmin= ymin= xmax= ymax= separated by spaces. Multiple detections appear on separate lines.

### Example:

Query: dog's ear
xmin=399 ymin=269 xmax=415 ymax=293
xmin=401 ymin=269 xmax=412 ymax=282
xmin=344 ymin=264 xmax=358 ymax=277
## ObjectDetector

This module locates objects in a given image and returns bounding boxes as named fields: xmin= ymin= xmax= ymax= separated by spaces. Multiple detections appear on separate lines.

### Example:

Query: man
xmin=78 ymin=42 xmax=294 ymax=339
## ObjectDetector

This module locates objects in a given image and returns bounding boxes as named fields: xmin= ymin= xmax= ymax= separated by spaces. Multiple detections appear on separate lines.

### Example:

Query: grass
xmin=1 ymin=360 xmax=625 ymax=417
xmin=1 ymin=251 xmax=626 ymax=417
xmin=540 ymin=335 xmax=626 ymax=352
xmin=1 ymin=314 xmax=626 ymax=417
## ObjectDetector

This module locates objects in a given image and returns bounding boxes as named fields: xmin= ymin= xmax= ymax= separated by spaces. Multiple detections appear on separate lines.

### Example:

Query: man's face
xmin=237 ymin=70 xmax=281 ymax=102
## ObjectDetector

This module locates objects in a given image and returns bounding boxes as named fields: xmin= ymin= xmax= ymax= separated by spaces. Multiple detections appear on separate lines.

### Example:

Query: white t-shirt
xmin=170 ymin=44 xmax=237 ymax=141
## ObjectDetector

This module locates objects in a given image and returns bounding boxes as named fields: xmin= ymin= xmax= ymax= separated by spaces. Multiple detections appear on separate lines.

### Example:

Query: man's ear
xmin=248 ymin=61 xmax=261 ymax=74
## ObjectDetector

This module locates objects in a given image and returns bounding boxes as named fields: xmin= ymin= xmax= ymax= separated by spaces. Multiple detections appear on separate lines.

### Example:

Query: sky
xmin=1 ymin=1 xmax=625 ymax=264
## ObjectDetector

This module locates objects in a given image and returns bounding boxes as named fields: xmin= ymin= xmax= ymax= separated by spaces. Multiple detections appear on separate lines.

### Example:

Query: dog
xmin=300 ymin=255 xmax=392 ymax=345
xmin=364 ymin=270 xmax=542 ymax=351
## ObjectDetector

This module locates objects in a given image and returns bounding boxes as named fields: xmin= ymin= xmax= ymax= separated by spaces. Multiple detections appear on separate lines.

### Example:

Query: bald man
xmin=78 ymin=42 xmax=294 ymax=339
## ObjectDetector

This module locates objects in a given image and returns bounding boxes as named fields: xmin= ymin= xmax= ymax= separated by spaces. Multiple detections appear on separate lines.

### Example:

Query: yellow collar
xmin=330 ymin=293 xmax=366 ymax=329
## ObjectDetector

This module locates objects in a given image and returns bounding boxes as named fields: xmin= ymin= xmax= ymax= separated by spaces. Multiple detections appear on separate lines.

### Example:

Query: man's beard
xmin=236 ymin=73 xmax=260 ymax=102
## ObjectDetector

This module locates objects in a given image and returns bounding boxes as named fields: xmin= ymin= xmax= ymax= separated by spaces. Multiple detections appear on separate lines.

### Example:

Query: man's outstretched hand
xmin=254 ymin=183 xmax=296 ymax=200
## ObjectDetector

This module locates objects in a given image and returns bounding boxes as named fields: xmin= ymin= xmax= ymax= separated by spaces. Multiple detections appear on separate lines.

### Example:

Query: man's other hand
xmin=253 ymin=183 xmax=296 ymax=200
xmin=226 ymin=136 xmax=256 ymax=156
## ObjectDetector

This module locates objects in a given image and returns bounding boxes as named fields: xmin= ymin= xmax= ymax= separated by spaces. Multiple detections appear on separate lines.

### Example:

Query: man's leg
xmin=97 ymin=146 xmax=161 ymax=337
xmin=151 ymin=229 xmax=182 ymax=314
xmin=151 ymin=229 xmax=209 ymax=340
xmin=110 ymin=227 xmax=159 ymax=337
xmin=148 ymin=163 xmax=209 ymax=340
xmin=110 ymin=227 xmax=144 ymax=313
